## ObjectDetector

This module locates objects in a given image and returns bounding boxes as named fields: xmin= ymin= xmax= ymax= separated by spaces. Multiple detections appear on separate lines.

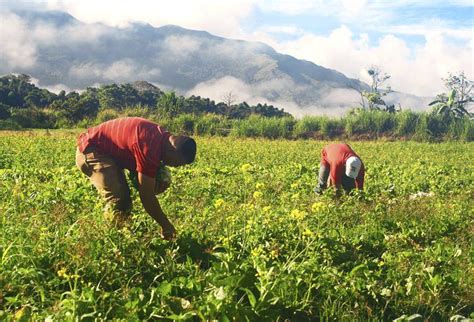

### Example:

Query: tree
xmin=359 ymin=66 xmax=397 ymax=112
xmin=429 ymin=72 xmax=473 ymax=118
xmin=429 ymin=89 xmax=471 ymax=119
xmin=157 ymin=92 xmax=183 ymax=117
xmin=221 ymin=91 xmax=237 ymax=108
xmin=443 ymin=72 xmax=472 ymax=102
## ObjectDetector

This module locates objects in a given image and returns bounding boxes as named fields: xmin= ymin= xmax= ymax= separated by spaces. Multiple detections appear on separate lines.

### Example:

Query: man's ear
xmin=168 ymin=135 xmax=180 ymax=149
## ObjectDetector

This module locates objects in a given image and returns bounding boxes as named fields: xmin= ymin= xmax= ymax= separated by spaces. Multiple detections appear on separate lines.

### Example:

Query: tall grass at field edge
xmin=0 ymin=106 xmax=472 ymax=141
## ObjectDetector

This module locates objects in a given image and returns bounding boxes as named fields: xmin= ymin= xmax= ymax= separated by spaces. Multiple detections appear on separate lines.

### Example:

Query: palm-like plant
xmin=429 ymin=89 xmax=472 ymax=118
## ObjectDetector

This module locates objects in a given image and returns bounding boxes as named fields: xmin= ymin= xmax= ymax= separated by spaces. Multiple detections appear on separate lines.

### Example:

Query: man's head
xmin=163 ymin=135 xmax=196 ymax=167
xmin=345 ymin=156 xmax=362 ymax=179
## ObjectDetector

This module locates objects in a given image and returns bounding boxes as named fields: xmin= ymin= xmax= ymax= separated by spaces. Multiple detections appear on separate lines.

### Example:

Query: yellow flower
xmin=290 ymin=182 xmax=299 ymax=189
xmin=311 ymin=202 xmax=326 ymax=213
xmin=270 ymin=249 xmax=279 ymax=258
xmin=253 ymin=191 xmax=263 ymax=199
xmin=57 ymin=268 xmax=68 ymax=279
xmin=214 ymin=198 xmax=225 ymax=208
xmin=262 ymin=206 xmax=271 ymax=213
xmin=251 ymin=246 xmax=264 ymax=258
xmin=242 ymin=203 xmax=255 ymax=211
xmin=241 ymin=163 xmax=252 ymax=172
xmin=255 ymin=182 xmax=265 ymax=190
xmin=303 ymin=228 xmax=313 ymax=237
xmin=290 ymin=209 xmax=307 ymax=220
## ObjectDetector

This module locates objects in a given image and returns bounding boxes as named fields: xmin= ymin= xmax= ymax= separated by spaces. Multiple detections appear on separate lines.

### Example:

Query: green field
xmin=0 ymin=130 xmax=472 ymax=321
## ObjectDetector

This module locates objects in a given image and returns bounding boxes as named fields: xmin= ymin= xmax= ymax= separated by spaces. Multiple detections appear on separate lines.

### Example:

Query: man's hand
xmin=155 ymin=179 xmax=171 ymax=194
xmin=138 ymin=172 xmax=176 ymax=239
xmin=161 ymin=223 xmax=176 ymax=240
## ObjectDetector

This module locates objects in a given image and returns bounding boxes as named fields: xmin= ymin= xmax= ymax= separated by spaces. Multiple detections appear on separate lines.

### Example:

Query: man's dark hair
xmin=177 ymin=137 xmax=196 ymax=164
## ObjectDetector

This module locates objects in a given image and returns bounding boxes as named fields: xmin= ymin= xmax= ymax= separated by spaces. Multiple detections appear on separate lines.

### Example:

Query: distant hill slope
xmin=1 ymin=9 xmax=430 ymax=114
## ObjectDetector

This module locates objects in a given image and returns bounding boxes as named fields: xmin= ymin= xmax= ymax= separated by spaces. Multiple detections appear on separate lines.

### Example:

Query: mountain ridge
xmin=1 ymin=9 xmax=430 ymax=115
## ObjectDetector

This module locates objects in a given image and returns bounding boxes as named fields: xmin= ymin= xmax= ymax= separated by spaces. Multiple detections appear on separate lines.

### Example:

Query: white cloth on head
xmin=345 ymin=156 xmax=362 ymax=179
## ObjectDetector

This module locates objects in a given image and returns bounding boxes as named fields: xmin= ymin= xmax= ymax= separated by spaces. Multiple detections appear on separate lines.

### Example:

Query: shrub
xmin=11 ymin=108 xmax=56 ymax=128
xmin=0 ymin=119 xmax=21 ymax=130
xmin=294 ymin=116 xmax=322 ymax=138
xmin=460 ymin=118 xmax=474 ymax=142
xmin=174 ymin=114 xmax=196 ymax=134
xmin=194 ymin=114 xmax=231 ymax=136
xmin=320 ymin=117 xmax=342 ymax=138
xmin=395 ymin=111 xmax=418 ymax=137
xmin=94 ymin=109 xmax=121 ymax=125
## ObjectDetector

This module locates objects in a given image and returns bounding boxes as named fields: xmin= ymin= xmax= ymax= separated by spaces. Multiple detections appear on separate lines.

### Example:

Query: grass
xmin=0 ymin=130 xmax=473 ymax=320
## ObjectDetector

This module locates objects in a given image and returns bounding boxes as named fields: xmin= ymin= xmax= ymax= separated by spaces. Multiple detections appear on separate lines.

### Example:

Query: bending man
xmin=315 ymin=143 xmax=364 ymax=195
xmin=76 ymin=117 xmax=196 ymax=240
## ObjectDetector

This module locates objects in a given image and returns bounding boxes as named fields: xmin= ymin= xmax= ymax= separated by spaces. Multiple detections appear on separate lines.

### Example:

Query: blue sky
xmin=246 ymin=3 xmax=473 ymax=46
xmin=1 ymin=0 xmax=473 ymax=96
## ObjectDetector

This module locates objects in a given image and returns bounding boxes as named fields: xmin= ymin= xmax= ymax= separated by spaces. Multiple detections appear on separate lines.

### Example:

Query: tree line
xmin=0 ymin=72 xmax=472 ymax=141
xmin=0 ymin=74 xmax=290 ymax=126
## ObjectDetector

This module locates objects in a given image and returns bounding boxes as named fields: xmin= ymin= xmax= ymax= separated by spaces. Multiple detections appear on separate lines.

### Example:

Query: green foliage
xmin=396 ymin=110 xmax=419 ymax=137
xmin=0 ymin=74 xmax=289 ymax=123
xmin=193 ymin=114 xmax=231 ymax=136
xmin=293 ymin=116 xmax=322 ymax=138
xmin=157 ymin=92 xmax=184 ymax=117
xmin=430 ymin=72 xmax=473 ymax=119
xmin=0 ymin=102 xmax=11 ymax=120
xmin=230 ymin=115 xmax=295 ymax=139
xmin=429 ymin=89 xmax=472 ymax=119
xmin=319 ymin=117 xmax=342 ymax=138
xmin=0 ymin=119 xmax=21 ymax=130
xmin=0 ymin=132 xmax=472 ymax=320
xmin=360 ymin=66 xmax=395 ymax=112
xmin=0 ymin=74 xmax=57 ymax=108
xmin=0 ymin=74 xmax=472 ymax=141
xmin=11 ymin=108 xmax=56 ymax=128
xmin=94 ymin=108 xmax=121 ymax=124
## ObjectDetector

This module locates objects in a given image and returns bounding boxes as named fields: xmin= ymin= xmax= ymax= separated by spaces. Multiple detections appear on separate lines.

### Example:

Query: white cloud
xmin=260 ymin=25 xmax=473 ymax=97
xmin=0 ymin=9 xmax=111 ymax=70
xmin=162 ymin=35 xmax=203 ymax=57
xmin=186 ymin=75 xmax=362 ymax=117
xmin=258 ymin=25 xmax=305 ymax=36
xmin=1 ymin=0 xmax=472 ymax=106
xmin=69 ymin=60 xmax=161 ymax=82
xmin=45 ymin=0 xmax=256 ymax=38
xmin=102 ymin=60 xmax=136 ymax=80
xmin=0 ymin=11 xmax=38 ymax=68
xmin=43 ymin=83 xmax=73 ymax=94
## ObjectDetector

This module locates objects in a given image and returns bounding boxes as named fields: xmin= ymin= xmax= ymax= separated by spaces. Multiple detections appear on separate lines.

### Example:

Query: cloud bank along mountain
xmin=0 ymin=9 xmax=430 ymax=116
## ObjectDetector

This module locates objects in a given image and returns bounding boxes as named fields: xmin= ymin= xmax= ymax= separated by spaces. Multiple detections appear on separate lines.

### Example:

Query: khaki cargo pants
xmin=76 ymin=147 xmax=132 ymax=224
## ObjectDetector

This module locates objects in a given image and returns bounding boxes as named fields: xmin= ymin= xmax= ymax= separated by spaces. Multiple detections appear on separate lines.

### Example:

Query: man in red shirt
xmin=314 ymin=143 xmax=364 ymax=195
xmin=75 ymin=117 xmax=196 ymax=240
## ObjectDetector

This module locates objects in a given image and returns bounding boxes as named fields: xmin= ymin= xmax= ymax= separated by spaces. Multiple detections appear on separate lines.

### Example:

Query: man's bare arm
xmin=138 ymin=172 xmax=176 ymax=239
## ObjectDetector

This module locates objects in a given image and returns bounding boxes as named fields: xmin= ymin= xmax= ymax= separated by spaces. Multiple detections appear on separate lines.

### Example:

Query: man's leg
xmin=314 ymin=164 xmax=330 ymax=194
xmin=76 ymin=148 xmax=132 ymax=226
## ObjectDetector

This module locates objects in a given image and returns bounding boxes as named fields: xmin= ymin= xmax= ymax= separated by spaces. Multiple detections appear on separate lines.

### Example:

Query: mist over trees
xmin=0 ymin=73 xmax=472 ymax=141
xmin=0 ymin=74 xmax=289 ymax=124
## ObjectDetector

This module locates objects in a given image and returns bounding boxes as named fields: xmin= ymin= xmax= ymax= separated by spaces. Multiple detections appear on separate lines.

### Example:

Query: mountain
xmin=0 ymin=9 xmax=430 ymax=115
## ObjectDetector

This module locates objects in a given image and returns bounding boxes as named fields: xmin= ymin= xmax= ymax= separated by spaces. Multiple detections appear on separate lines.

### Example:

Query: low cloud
xmin=0 ymin=11 xmax=38 ymax=69
xmin=0 ymin=10 xmax=111 ymax=72
xmin=187 ymin=76 xmax=368 ymax=117
xmin=69 ymin=60 xmax=161 ymax=82
xmin=162 ymin=35 xmax=203 ymax=58
xmin=43 ymin=84 xmax=74 ymax=94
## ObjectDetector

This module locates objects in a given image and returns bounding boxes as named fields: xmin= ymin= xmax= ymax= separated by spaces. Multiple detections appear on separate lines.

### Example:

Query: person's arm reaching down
xmin=355 ymin=166 xmax=364 ymax=190
xmin=138 ymin=172 xmax=176 ymax=240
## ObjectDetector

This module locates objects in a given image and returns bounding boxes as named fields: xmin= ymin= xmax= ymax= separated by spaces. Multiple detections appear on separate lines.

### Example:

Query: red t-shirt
xmin=321 ymin=143 xmax=365 ymax=189
xmin=77 ymin=117 xmax=169 ymax=177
